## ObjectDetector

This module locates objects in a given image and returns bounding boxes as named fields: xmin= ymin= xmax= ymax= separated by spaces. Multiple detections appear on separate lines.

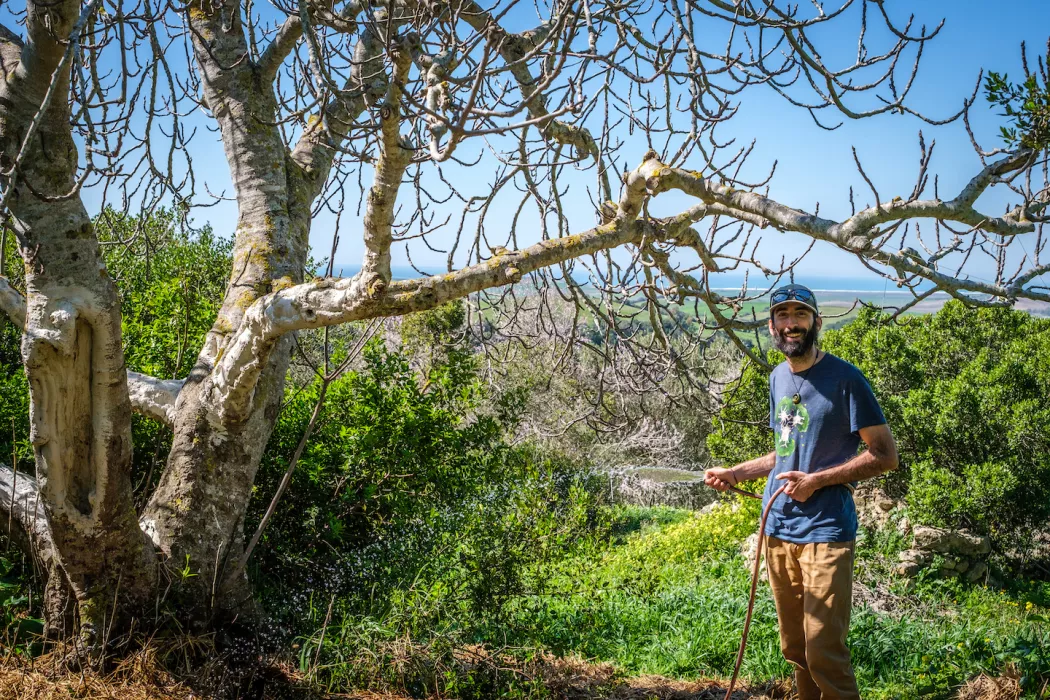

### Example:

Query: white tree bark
xmin=0 ymin=280 xmax=184 ymax=427
xmin=0 ymin=0 xmax=156 ymax=647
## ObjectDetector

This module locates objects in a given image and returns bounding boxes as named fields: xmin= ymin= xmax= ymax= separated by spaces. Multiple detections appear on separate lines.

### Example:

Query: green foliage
xmin=0 ymin=315 xmax=30 ymax=475
xmin=400 ymin=300 xmax=469 ymax=375
xmin=252 ymin=333 xmax=609 ymax=682
xmin=0 ymin=552 xmax=42 ymax=656
xmin=255 ymin=338 xmax=506 ymax=563
xmin=495 ymin=500 xmax=786 ymax=681
xmin=849 ymin=602 xmax=1050 ymax=699
xmin=0 ymin=233 xmax=30 ymax=475
xmin=493 ymin=503 xmax=1050 ymax=699
xmin=705 ymin=348 xmax=784 ymax=467
xmin=96 ymin=209 xmax=232 ymax=498
xmin=708 ymin=301 xmax=1050 ymax=551
xmin=95 ymin=208 xmax=232 ymax=381
xmin=985 ymin=71 xmax=1050 ymax=150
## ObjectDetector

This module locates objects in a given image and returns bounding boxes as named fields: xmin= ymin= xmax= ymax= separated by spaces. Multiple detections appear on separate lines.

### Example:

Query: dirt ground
xmin=0 ymin=650 xmax=790 ymax=700
xmin=0 ymin=648 xmax=1025 ymax=699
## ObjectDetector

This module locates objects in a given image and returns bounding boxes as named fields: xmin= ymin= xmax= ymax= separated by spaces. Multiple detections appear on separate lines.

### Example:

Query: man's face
xmin=769 ymin=302 xmax=821 ymax=358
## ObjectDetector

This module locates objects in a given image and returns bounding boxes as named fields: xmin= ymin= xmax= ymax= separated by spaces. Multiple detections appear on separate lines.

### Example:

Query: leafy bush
xmin=94 ymin=209 xmax=233 ymax=500
xmin=707 ymin=301 xmax=1050 ymax=551
xmin=0 ymin=234 xmax=30 ymax=475
xmin=0 ymin=311 xmax=30 ymax=474
xmin=0 ymin=552 xmax=42 ymax=656
xmin=95 ymin=208 xmax=232 ymax=381
xmin=250 ymin=320 xmax=609 ymax=656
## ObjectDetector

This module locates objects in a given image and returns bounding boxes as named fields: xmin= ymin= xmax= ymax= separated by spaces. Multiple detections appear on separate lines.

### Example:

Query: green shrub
xmin=251 ymin=331 xmax=609 ymax=647
xmin=0 ymin=233 xmax=30 ymax=475
xmin=246 ymin=329 xmax=611 ymax=694
xmin=707 ymin=301 xmax=1050 ymax=551
xmin=0 ymin=552 xmax=42 ymax=656
xmin=97 ymin=209 xmax=232 ymax=501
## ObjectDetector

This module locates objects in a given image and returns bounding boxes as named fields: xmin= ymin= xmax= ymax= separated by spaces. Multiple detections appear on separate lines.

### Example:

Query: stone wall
xmin=896 ymin=526 xmax=992 ymax=583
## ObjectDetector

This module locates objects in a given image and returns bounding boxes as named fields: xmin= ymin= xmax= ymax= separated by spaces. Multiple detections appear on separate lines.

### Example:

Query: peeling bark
xmin=125 ymin=372 xmax=184 ymax=428
xmin=139 ymin=0 xmax=382 ymax=619
xmin=139 ymin=339 xmax=292 ymax=621
xmin=138 ymin=0 xmax=310 ymax=619
xmin=0 ymin=283 xmax=183 ymax=427
xmin=0 ymin=0 xmax=156 ymax=647
xmin=0 ymin=464 xmax=75 ymax=639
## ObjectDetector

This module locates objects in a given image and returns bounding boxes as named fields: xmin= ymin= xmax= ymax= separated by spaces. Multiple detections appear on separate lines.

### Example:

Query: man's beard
xmin=772 ymin=323 xmax=819 ymax=358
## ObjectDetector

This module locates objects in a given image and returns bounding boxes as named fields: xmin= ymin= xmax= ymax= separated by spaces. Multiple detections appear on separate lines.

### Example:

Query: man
xmin=705 ymin=283 xmax=898 ymax=700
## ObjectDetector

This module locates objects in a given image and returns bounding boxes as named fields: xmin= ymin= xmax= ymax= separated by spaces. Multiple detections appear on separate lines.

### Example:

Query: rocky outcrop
xmin=855 ymin=485 xmax=910 ymax=535
xmin=912 ymin=526 xmax=992 ymax=557
xmin=896 ymin=526 xmax=992 ymax=583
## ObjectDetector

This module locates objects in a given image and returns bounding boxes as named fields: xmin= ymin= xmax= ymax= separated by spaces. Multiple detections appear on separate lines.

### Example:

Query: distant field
xmin=476 ymin=287 xmax=1050 ymax=342
xmin=700 ymin=289 xmax=1050 ymax=333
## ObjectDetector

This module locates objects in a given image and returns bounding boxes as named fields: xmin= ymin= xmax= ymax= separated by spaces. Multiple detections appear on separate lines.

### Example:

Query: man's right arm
xmin=704 ymin=452 xmax=776 ymax=492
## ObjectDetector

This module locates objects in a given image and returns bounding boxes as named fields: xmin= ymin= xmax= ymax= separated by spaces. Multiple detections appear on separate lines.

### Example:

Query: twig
xmin=311 ymin=593 xmax=336 ymax=677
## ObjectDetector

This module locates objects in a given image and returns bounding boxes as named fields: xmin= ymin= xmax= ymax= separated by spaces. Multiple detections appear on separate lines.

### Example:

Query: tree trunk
xmin=139 ymin=340 xmax=294 ymax=621
xmin=137 ymin=0 xmax=309 ymax=622
xmin=0 ymin=0 xmax=157 ymax=649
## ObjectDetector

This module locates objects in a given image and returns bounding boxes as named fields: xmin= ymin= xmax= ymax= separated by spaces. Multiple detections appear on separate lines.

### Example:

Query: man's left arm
xmin=776 ymin=424 xmax=899 ymax=502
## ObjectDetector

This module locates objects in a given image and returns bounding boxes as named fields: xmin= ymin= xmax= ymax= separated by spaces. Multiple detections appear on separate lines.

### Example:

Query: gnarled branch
xmin=207 ymin=154 xmax=670 ymax=420
xmin=126 ymin=372 xmax=184 ymax=428
xmin=0 ymin=463 xmax=56 ymax=572
xmin=0 ymin=280 xmax=182 ymax=426
xmin=0 ymin=276 xmax=26 ymax=331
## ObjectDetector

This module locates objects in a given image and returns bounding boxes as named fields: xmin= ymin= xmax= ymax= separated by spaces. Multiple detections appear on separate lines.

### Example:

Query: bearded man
xmin=705 ymin=283 xmax=899 ymax=700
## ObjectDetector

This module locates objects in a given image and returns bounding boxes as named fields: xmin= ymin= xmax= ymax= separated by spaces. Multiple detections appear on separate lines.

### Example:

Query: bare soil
xmin=0 ymin=649 xmax=790 ymax=700
xmin=3 ymin=651 xmax=1027 ymax=699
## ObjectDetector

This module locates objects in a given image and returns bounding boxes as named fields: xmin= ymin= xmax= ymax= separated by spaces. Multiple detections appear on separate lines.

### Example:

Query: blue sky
xmin=62 ymin=1 xmax=1050 ymax=290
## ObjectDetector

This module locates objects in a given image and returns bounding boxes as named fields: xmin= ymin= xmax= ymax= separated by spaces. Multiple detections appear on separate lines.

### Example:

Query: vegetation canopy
xmin=0 ymin=0 xmax=1047 ymax=671
xmin=709 ymin=301 xmax=1050 ymax=555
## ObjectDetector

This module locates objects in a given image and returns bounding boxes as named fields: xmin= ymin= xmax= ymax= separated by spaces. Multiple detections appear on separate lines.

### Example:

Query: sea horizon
xmin=332 ymin=264 xmax=952 ymax=294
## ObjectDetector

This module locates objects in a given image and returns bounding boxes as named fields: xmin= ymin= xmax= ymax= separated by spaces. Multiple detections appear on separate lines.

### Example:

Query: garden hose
xmin=723 ymin=483 xmax=788 ymax=700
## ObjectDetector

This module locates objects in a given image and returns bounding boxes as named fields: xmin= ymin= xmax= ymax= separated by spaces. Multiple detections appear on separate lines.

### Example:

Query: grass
xmin=289 ymin=498 xmax=1048 ymax=697
xmin=2 ymin=502 xmax=1046 ymax=699
xmin=486 ymin=501 xmax=1050 ymax=699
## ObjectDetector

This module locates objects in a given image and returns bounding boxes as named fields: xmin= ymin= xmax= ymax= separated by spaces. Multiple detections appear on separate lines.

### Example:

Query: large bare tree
xmin=0 ymin=0 xmax=1047 ymax=650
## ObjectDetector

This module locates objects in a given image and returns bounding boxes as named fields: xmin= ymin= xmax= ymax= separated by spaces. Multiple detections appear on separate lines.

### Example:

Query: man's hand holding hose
xmin=705 ymin=452 xmax=776 ymax=497
xmin=704 ymin=466 xmax=740 ymax=492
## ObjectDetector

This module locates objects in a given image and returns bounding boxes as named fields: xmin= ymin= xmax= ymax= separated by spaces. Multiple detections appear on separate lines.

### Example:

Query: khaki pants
xmin=765 ymin=536 xmax=859 ymax=700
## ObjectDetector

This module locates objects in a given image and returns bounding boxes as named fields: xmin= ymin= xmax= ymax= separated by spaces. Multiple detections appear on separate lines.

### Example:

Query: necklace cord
xmin=789 ymin=350 xmax=820 ymax=403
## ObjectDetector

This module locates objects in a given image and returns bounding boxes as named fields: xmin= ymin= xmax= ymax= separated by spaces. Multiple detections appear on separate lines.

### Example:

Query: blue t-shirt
xmin=762 ymin=353 xmax=886 ymax=543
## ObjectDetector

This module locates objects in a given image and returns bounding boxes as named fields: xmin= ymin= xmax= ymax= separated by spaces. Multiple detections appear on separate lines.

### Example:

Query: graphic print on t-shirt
xmin=774 ymin=396 xmax=810 ymax=457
